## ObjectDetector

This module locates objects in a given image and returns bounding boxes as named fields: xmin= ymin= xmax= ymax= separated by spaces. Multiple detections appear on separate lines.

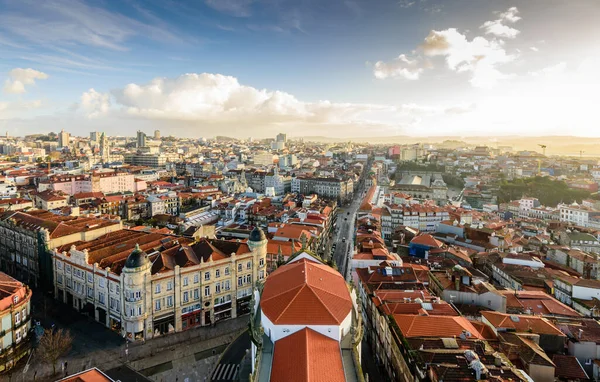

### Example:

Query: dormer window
xmin=13 ymin=296 xmax=18 ymax=305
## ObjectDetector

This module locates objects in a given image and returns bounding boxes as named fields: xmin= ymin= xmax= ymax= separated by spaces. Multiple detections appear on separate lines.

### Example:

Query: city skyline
xmin=1 ymin=0 xmax=599 ymax=138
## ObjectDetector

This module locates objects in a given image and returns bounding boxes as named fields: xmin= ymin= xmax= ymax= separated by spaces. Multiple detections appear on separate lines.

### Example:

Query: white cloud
xmin=80 ymin=88 xmax=111 ymax=118
xmin=529 ymin=62 xmax=567 ymax=77
xmin=0 ymin=99 xmax=43 ymax=112
xmin=72 ymin=72 xmax=474 ymax=137
xmin=480 ymin=7 xmax=521 ymax=38
xmin=205 ymin=0 xmax=255 ymax=17
xmin=421 ymin=28 xmax=515 ymax=88
xmin=0 ymin=0 xmax=180 ymax=51
xmin=499 ymin=7 xmax=521 ymax=23
xmin=374 ymin=7 xmax=519 ymax=88
xmin=530 ymin=47 xmax=539 ymax=52
xmin=373 ymin=54 xmax=423 ymax=80
xmin=3 ymin=68 xmax=49 ymax=94
xmin=104 ymin=73 xmax=397 ymax=125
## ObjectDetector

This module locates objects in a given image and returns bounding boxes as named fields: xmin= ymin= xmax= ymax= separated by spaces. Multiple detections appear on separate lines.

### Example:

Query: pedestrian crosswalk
xmin=211 ymin=363 xmax=240 ymax=381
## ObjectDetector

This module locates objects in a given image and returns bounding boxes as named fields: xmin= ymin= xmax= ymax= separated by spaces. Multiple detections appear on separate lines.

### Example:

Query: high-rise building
xmin=99 ymin=132 xmax=109 ymax=161
xmin=58 ymin=129 xmax=70 ymax=148
xmin=90 ymin=131 xmax=99 ymax=143
xmin=154 ymin=130 xmax=161 ymax=139
xmin=276 ymin=133 xmax=287 ymax=143
xmin=136 ymin=130 xmax=147 ymax=148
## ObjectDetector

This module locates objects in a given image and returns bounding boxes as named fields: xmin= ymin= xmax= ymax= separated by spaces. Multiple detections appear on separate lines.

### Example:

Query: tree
xmin=37 ymin=328 xmax=73 ymax=375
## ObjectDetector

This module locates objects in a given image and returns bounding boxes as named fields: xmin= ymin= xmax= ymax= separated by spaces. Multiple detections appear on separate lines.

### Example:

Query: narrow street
xmin=332 ymin=168 xmax=370 ymax=280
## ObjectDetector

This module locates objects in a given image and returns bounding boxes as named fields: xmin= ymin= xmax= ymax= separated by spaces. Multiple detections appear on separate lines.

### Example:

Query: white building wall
xmin=261 ymin=310 xmax=351 ymax=343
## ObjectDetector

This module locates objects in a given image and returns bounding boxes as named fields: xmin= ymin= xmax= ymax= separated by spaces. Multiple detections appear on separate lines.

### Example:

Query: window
xmin=116 ymin=284 xmax=120 ymax=294
xmin=167 ymin=281 xmax=173 ymax=291
xmin=66 ymin=264 xmax=71 ymax=273
xmin=224 ymin=267 xmax=230 ymax=276
xmin=183 ymin=277 xmax=189 ymax=287
xmin=13 ymin=296 xmax=18 ymax=304
xmin=155 ymin=300 xmax=161 ymax=311
xmin=23 ymin=257 xmax=27 ymax=267
xmin=15 ymin=312 xmax=20 ymax=325
xmin=259 ymin=270 xmax=265 ymax=280
xmin=16 ymin=330 xmax=21 ymax=343
xmin=99 ymin=278 xmax=105 ymax=288
xmin=215 ymin=269 xmax=220 ymax=278
xmin=21 ymin=308 xmax=26 ymax=319
xmin=57 ymin=274 xmax=63 ymax=284
xmin=215 ymin=283 xmax=221 ymax=293
xmin=155 ymin=284 xmax=161 ymax=294
xmin=224 ymin=280 xmax=230 ymax=290
xmin=99 ymin=293 xmax=105 ymax=305
xmin=204 ymin=286 xmax=210 ymax=297
xmin=259 ymin=258 xmax=264 ymax=267
xmin=204 ymin=272 xmax=210 ymax=281
xmin=194 ymin=274 xmax=199 ymax=284
xmin=238 ymin=277 xmax=243 ymax=287
xmin=238 ymin=264 xmax=242 ymax=272
xmin=57 ymin=261 xmax=63 ymax=270
xmin=247 ymin=261 xmax=251 ymax=270
xmin=194 ymin=289 xmax=199 ymax=300
xmin=109 ymin=283 xmax=114 ymax=293
xmin=183 ymin=291 xmax=189 ymax=303
xmin=167 ymin=296 xmax=173 ymax=307
xmin=87 ymin=286 xmax=93 ymax=298
xmin=88 ymin=273 xmax=93 ymax=283
xmin=138 ymin=306 xmax=142 ymax=316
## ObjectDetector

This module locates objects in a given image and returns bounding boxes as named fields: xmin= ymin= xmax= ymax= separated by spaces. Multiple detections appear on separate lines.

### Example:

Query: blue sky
xmin=1 ymin=0 xmax=600 ymax=138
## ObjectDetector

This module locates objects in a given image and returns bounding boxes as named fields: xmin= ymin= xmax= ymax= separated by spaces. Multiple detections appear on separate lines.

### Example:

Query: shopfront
xmin=153 ymin=314 xmax=175 ymax=335
xmin=214 ymin=301 xmax=232 ymax=322
xmin=110 ymin=316 xmax=121 ymax=333
xmin=181 ymin=303 xmax=202 ymax=330
xmin=237 ymin=295 xmax=251 ymax=316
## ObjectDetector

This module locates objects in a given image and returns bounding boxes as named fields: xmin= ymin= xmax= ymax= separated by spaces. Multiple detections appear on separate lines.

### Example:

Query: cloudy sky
xmin=1 ymin=0 xmax=599 ymax=138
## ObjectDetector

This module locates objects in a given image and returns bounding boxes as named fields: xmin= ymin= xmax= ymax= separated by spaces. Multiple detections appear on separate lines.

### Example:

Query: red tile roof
xmin=393 ymin=315 xmax=484 ymax=339
xmin=410 ymin=234 xmax=445 ymax=248
xmin=270 ymin=328 xmax=345 ymax=382
xmin=552 ymin=355 xmax=589 ymax=380
xmin=261 ymin=258 xmax=352 ymax=325
xmin=482 ymin=311 xmax=565 ymax=336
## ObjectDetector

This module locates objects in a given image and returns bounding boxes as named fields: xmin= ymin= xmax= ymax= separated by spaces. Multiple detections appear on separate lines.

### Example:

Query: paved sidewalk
xmin=13 ymin=315 xmax=248 ymax=382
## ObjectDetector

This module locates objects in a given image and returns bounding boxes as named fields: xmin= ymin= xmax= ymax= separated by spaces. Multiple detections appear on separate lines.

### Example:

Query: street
xmin=331 ymin=171 xmax=370 ymax=280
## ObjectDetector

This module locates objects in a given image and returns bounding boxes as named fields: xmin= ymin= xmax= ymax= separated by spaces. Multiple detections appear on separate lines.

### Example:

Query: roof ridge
xmin=274 ymin=284 xmax=308 ymax=323
xmin=306 ymin=282 xmax=341 ymax=324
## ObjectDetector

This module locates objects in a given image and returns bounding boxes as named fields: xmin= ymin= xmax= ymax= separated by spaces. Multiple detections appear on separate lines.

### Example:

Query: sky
xmin=1 ymin=0 xmax=599 ymax=139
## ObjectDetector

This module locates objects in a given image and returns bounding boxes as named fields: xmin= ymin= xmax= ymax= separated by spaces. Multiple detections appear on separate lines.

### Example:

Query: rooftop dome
xmin=249 ymin=226 xmax=266 ymax=242
xmin=260 ymin=258 xmax=352 ymax=325
xmin=124 ymin=243 xmax=149 ymax=269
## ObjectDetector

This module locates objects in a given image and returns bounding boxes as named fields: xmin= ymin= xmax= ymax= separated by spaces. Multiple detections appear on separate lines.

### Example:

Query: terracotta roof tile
xmin=552 ymin=355 xmax=589 ymax=380
xmin=270 ymin=328 xmax=345 ymax=382
xmin=393 ymin=315 xmax=484 ymax=339
xmin=261 ymin=258 xmax=352 ymax=325
xmin=482 ymin=311 xmax=565 ymax=336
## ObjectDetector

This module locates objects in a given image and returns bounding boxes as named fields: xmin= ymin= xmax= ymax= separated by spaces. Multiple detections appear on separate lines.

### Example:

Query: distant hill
xmin=297 ymin=135 xmax=600 ymax=157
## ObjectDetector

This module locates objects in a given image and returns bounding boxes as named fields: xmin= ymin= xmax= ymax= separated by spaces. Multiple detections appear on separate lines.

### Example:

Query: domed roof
xmin=260 ymin=258 xmax=352 ymax=325
xmin=249 ymin=227 xmax=266 ymax=242
xmin=124 ymin=243 xmax=149 ymax=269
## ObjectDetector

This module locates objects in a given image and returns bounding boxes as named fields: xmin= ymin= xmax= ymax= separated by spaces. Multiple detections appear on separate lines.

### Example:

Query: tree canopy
xmin=497 ymin=176 xmax=590 ymax=206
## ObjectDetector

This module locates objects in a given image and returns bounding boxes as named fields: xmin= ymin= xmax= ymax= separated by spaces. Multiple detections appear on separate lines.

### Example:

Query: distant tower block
xmin=154 ymin=130 xmax=161 ymax=139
